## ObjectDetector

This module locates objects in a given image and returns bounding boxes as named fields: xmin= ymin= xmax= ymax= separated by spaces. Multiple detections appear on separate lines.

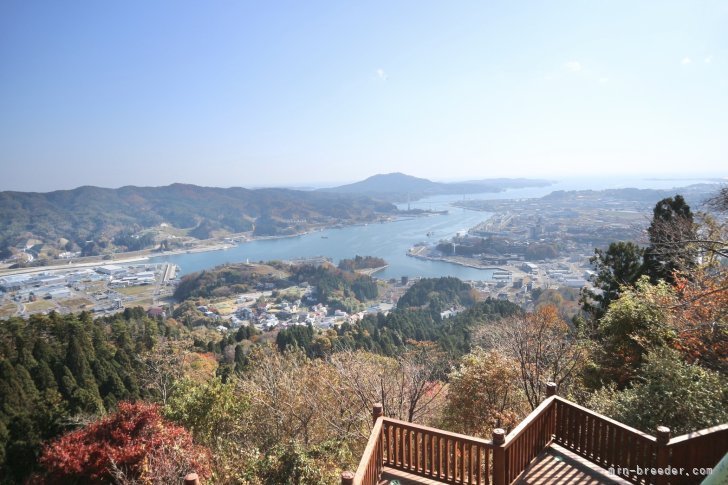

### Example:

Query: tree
xmin=442 ymin=349 xmax=527 ymax=437
xmin=643 ymin=195 xmax=697 ymax=284
xmin=141 ymin=338 xmax=188 ymax=405
xmin=243 ymin=347 xmax=335 ymax=448
xmin=707 ymin=185 xmax=728 ymax=213
xmin=587 ymin=348 xmax=728 ymax=435
xmin=476 ymin=305 xmax=587 ymax=410
xmin=671 ymin=269 xmax=728 ymax=373
xmin=581 ymin=241 xmax=644 ymax=320
xmin=327 ymin=346 xmax=448 ymax=429
xmin=164 ymin=378 xmax=254 ymax=484
xmin=590 ymin=277 xmax=676 ymax=388
xmin=39 ymin=402 xmax=211 ymax=484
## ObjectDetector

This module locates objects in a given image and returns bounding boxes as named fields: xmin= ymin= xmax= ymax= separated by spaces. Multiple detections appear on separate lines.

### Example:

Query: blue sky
xmin=1 ymin=1 xmax=727 ymax=191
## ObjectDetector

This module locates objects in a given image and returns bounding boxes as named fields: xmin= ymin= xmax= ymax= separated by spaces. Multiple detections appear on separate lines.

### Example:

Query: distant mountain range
xmin=0 ymin=173 xmax=552 ymax=260
xmin=320 ymin=173 xmax=552 ymax=200
xmin=0 ymin=184 xmax=396 ymax=258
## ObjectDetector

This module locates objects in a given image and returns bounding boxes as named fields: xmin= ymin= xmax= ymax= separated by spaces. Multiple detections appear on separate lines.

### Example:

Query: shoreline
xmin=355 ymin=265 xmax=389 ymax=276
xmin=0 ymin=212 xmax=437 ymax=277
xmin=406 ymin=246 xmax=510 ymax=273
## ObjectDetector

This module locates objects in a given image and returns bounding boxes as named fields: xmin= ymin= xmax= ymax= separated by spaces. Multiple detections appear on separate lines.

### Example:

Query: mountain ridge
xmin=0 ymin=183 xmax=397 ymax=258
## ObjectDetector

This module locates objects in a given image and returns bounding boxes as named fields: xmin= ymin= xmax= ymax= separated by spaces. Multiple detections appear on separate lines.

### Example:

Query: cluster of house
xmin=226 ymin=298 xmax=357 ymax=332
xmin=197 ymin=286 xmax=398 ymax=333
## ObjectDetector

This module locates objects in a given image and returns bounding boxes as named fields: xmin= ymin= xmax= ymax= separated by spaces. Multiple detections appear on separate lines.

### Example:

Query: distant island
xmin=319 ymin=172 xmax=553 ymax=201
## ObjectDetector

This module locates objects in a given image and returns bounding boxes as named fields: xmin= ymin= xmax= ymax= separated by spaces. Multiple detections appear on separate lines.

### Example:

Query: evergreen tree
xmin=581 ymin=241 xmax=645 ymax=319
xmin=643 ymin=195 xmax=697 ymax=284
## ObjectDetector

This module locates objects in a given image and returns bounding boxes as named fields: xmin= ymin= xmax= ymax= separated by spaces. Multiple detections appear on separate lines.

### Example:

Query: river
xmin=148 ymin=175 xmax=724 ymax=279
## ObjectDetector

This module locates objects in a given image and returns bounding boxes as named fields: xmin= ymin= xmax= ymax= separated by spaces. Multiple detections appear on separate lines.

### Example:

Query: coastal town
xmin=0 ymin=263 xmax=178 ymax=318
xmin=0 ymin=252 xmax=582 ymax=338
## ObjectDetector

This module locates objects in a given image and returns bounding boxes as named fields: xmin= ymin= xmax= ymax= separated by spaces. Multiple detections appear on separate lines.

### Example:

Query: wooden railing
xmin=344 ymin=386 xmax=728 ymax=485
xmin=382 ymin=417 xmax=494 ymax=484
xmin=662 ymin=424 xmax=728 ymax=485
xmin=552 ymin=397 xmax=658 ymax=484
xmin=343 ymin=404 xmax=496 ymax=485
xmin=346 ymin=416 xmax=384 ymax=485
xmin=502 ymin=392 xmax=557 ymax=484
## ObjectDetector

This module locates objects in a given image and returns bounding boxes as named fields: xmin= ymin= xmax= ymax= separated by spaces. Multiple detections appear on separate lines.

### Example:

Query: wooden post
xmin=184 ymin=473 xmax=200 ymax=485
xmin=546 ymin=381 xmax=557 ymax=398
xmin=341 ymin=470 xmax=355 ymax=485
xmin=372 ymin=402 xmax=383 ymax=425
xmin=545 ymin=382 xmax=558 ymax=442
xmin=492 ymin=428 xmax=506 ymax=485
xmin=655 ymin=426 xmax=671 ymax=485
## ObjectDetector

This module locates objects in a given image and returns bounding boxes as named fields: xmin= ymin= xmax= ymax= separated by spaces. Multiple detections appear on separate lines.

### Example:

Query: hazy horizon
xmin=2 ymin=1 xmax=727 ymax=191
xmin=0 ymin=171 xmax=725 ymax=194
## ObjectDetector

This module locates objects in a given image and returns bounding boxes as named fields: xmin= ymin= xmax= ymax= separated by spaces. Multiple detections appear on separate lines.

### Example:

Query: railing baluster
xmin=460 ymin=440 xmax=465 ymax=483
xmin=583 ymin=413 xmax=591 ymax=458
xmin=407 ymin=428 xmax=412 ymax=472
xmin=484 ymin=447 xmax=490 ymax=485
xmin=399 ymin=425 xmax=404 ymax=468
xmin=423 ymin=431 xmax=426 ymax=474
xmin=444 ymin=437 xmax=449 ymax=480
xmin=439 ymin=435 xmax=444 ymax=480
xmin=431 ymin=434 xmax=436 ymax=478
xmin=556 ymin=400 xmax=564 ymax=444
xmin=600 ymin=418 xmax=609 ymax=467
xmin=412 ymin=429 xmax=417 ymax=472
xmin=595 ymin=417 xmax=602 ymax=463
xmin=614 ymin=426 xmax=623 ymax=470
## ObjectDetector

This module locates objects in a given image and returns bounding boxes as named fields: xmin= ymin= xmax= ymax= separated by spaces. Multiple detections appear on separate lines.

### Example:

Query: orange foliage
xmin=672 ymin=269 xmax=728 ymax=371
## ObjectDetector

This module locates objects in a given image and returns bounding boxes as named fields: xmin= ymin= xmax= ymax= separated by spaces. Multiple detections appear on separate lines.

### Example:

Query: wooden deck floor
xmin=378 ymin=444 xmax=630 ymax=485
xmin=513 ymin=445 xmax=630 ymax=484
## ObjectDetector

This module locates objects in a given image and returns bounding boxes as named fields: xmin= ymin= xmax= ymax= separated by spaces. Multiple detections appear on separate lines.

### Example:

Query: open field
xmin=60 ymin=297 xmax=95 ymax=312
xmin=0 ymin=303 xmax=17 ymax=318
xmin=25 ymin=300 xmax=57 ymax=313
xmin=116 ymin=285 xmax=154 ymax=297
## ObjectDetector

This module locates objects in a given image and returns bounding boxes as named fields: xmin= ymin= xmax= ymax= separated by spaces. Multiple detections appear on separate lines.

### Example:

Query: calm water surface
xmin=150 ymin=196 xmax=495 ymax=279
xmin=149 ymin=176 xmax=723 ymax=279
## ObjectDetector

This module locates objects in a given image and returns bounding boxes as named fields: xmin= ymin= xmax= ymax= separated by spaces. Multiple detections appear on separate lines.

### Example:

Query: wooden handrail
xmin=348 ymin=393 xmax=728 ymax=485
xmin=552 ymin=396 xmax=657 ymax=442
xmin=502 ymin=397 xmax=556 ymax=484
xmin=504 ymin=396 xmax=555 ymax=444
xmin=665 ymin=423 xmax=728 ymax=485
xmin=382 ymin=417 xmax=495 ymax=484
xmin=351 ymin=416 xmax=384 ymax=485
xmin=668 ymin=423 xmax=728 ymax=445
xmin=381 ymin=417 xmax=495 ymax=448
xmin=552 ymin=396 xmax=658 ymax=484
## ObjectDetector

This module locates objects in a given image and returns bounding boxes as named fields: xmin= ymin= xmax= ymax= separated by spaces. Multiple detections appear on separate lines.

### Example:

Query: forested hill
xmin=0 ymin=184 xmax=396 ymax=254
xmin=0 ymin=309 xmax=175 ymax=481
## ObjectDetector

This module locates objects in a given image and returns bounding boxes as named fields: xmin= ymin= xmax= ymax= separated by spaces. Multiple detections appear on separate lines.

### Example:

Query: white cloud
xmin=375 ymin=68 xmax=388 ymax=81
xmin=705 ymin=55 xmax=713 ymax=64
xmin=564 ymin=61 xmax=582 ymax=72
xmin=681 ymin=57 xmax=692 ymax=65
xmin=598 ymin=77 xmax=609 ymax=84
